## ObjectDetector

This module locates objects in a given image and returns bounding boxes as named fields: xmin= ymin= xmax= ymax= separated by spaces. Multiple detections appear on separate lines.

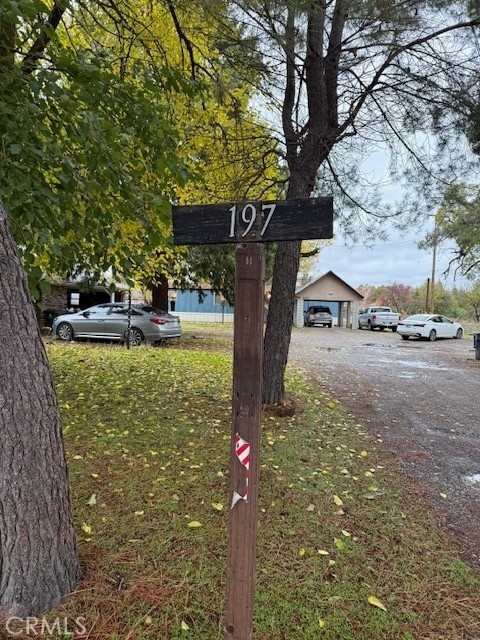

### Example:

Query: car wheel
xmin=328 ymin=323 xmax=332 ymax=328
xmin=57 ymin=322 xmax=73 ymax=341
xmin=125 ymin=327 xmax=144 ymax=346
xmin=391 ymin=326 xmax=397 ymax=333
xmin=368 ymin=321 xmax=374 ymax=331
xmin=455 ymin=328 xmax=463 ymax=339
xmin=401 ymin=335 xmax=409 ymax=340
xmin=428 ymin=329 xmax=437 ymax=342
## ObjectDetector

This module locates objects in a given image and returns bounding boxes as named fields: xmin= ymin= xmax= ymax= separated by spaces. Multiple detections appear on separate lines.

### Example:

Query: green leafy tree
xmin=67 ymin=0 xmax=282 ymax=307
xmin=430 ymin=281 xmax=458 ymax=316
xmin=424 ymin=186 xmax=480 ymax=278
xmin=1 ymin=6 xmax=190 ymax=296
xmin=408 ymin=280 xmax=456 ymax=315
xmin=464 ymin=283 xmax=480 ymax=321
xmin=0 ymin=0 xmax=193 ymax=615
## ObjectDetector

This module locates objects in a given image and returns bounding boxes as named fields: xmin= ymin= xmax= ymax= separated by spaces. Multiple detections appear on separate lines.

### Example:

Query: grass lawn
xmin=44 ymin=328 xmax=480 ymax=639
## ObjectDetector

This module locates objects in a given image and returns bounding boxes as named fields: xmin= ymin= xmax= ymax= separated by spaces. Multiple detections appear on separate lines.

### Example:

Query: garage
xmin=294 ymin=270 xmax=364 ymax=328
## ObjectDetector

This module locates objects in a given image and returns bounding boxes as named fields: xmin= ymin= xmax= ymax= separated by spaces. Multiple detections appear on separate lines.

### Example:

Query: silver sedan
xmin=397 ymin=314 xmax=463 ymax=341
xmin=51 ymin=303 xmax=181 ymax=346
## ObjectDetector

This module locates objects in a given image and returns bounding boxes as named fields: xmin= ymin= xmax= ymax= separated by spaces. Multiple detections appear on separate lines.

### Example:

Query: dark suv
xmin=304 ymin=305 xmax=333 ymax=328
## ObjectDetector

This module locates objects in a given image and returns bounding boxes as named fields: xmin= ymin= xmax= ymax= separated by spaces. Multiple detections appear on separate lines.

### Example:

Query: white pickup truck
xmin=358 ymin=306 xmax=400 ymax=332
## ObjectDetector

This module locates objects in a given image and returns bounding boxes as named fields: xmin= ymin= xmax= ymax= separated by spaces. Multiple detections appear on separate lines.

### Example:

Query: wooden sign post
xmin=173 ymin=197 xmax=333 ymax=640
xmin=225 ymin=243 xmax=265 ymax=639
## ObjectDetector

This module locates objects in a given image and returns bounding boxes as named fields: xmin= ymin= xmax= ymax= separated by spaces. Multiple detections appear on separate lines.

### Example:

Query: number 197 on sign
xmin=229 ymin=203 xmax=276 ymax=239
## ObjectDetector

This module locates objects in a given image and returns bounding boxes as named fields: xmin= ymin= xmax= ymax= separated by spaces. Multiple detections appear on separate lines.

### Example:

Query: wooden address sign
xmin=172 ymin=197 xmax=333 ymax=245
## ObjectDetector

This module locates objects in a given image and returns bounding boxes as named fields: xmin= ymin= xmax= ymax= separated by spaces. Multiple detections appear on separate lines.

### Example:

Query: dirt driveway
xmin=288 ymin=326 xmax=480 ymax=567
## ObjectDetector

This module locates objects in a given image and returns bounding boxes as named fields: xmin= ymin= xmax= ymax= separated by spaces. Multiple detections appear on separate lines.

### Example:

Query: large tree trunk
xmin=262 ymin=240 xmax=301 ymax=404
xmin=151 ymin=272 xmax=169 ymax=311
xmin=262 ymin=175 xmax=313 ymax=404
xmin=262 ymin=2 xmax=342 ymax=405
xmin=0 ymin=201 xmax=79 ymax=616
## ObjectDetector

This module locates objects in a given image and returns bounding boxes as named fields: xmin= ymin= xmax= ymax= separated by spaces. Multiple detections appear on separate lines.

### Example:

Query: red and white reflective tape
xmin=231 ymin=433 xmax=250 ymax=508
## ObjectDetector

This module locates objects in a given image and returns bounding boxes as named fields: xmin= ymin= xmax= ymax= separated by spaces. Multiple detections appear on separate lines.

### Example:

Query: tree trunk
xmin=151 ymin=272 xmax=169 ymax=311
xmin=262 ymin=171 xmax=316 ymax=405
xmin=0 ymin=201 xmax=79 ymax=616
xmin=261 ymin=0 xmax=345 ymax=405
xmin=262 ymin=240 xmax=301 ymax=404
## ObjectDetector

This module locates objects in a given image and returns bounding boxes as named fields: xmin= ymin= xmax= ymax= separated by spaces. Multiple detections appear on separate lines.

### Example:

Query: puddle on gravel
xmin=465 ymin=474 xmax=480 ymax=488
xmin=362 ymin=357 xmax=454 ymax=372
xmin=400 ymin=359 xmax=450 ymax=371
xmin=362 ymin=343 xmax=395 ymax=348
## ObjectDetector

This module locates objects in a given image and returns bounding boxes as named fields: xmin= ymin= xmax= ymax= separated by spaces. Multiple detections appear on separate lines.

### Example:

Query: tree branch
xmin=22 ymin=0 xmax=68 ymax=75
xmin=166 ymin=0 xmax=196 ymax=80
xmin=282 ymin=4 xmax=299 ymax=170
xmin=300 ymin=247 xmax=319 ymax=258
xmin=336 ymin=16 xmax=480 ymax=142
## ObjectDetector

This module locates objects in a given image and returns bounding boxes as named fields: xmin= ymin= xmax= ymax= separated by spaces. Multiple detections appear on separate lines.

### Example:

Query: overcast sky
xmin=311 ymin=226 xmax=468 ymax=291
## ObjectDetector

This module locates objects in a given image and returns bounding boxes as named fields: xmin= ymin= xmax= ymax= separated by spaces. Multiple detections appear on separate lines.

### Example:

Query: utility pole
xmin=429 ymin=240 xmax=437 ymax=313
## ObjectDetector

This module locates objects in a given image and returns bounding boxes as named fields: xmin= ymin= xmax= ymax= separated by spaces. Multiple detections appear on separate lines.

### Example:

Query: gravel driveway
xmin=288 ymin=326 xmax=480 ymax=567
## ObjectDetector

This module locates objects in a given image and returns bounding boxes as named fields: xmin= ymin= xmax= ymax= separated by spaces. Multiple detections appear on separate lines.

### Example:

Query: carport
xmin=294 ymin=270 xmax=364 ymax=328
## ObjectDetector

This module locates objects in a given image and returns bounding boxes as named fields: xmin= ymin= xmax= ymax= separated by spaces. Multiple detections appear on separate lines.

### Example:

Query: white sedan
xmin=397 ymin=314 xmax=464 ymax=341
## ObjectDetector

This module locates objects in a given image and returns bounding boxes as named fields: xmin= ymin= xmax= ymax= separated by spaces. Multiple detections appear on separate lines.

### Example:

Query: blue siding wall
xmin=174 ymin=290 xmax=234 ymax=314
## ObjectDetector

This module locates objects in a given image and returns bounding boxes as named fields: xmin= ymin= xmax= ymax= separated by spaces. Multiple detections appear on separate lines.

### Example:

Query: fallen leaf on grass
xmin=181 ymin=620 xmax=190 ymax=631
xmin=188 ymin=520 xmax=202 ymax=528
xmin=368 ymin=596 xmax=387 ymax=612
xmin=211 ymin=503 xmax=224 ymax=511
xmin=318 ymin=619 xmax=325 ymax=628
xmin=87 ymin=493 xmax=97 ymax=506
